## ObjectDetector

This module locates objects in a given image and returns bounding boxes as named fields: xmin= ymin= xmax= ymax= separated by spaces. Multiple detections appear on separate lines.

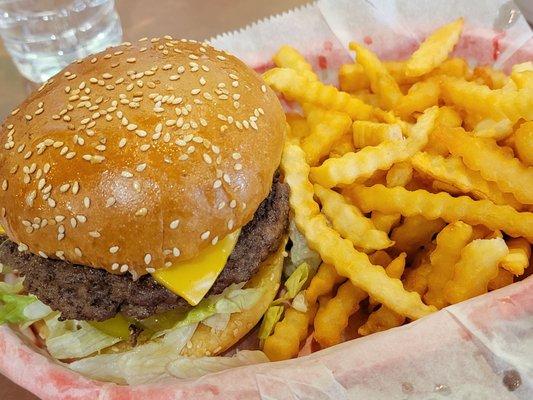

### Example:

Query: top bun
xmin=0 ymin=37 xmax=286 ymax=278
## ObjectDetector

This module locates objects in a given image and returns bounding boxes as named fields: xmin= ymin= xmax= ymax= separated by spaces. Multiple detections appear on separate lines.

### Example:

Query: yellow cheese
xmin=152 ymin=230 xmax=240 ymax=306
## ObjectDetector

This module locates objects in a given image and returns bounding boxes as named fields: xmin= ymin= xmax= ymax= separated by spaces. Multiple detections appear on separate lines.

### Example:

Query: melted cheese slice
xmin=152 ymin=230 xmax=240 ymax=306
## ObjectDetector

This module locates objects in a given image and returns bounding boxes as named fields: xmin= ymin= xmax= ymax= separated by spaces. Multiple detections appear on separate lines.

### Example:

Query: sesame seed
xmin=112 ymin=263 xmax=119 ymax=270
xmin=172 ymin=247 xmax=180 ymax=257
xmin=200 ymin=231 xmax=210 ymax=240
xmin=146 ymin=267 xmax=156 ymax=273
xmin=38 ymin=251 xmax=48 ymax=258
xmin=140 ymin=144 xmax=150 ymax=151
xmin=126 ymin=57 xmax=137 ymax=63
xmin=211 ymin=236 xmax=219 ymax=245
xmin=144 ymin=254 xmax=152 ymax=265
xmin=120 ymin=265 xmax=128 ymax=273
xmin=76 ymin=215 xmax=87 ymax=223
xmin=74 ymin=248 xmax=83 ymax=257
xmin=119 ymin=138 xmax=127 ymax=148
xmin=17 ymin=243 xmax=28 ymax=252
xmin=109 ymin=246 xmax=119 ymax=254
xmin=234 ymin=163 xmax=243 ymax=170
xmin=135 ymin=129 xmax=147 ymax=138
xmin=230 ymin=200 xmax=237 ymax=208
xmin=170 ymin=219 xmax=180 ymax=229
xmin=213 ymin=179 xmax=222 ymax=189
xmin=228 ymin=219 xmax=234 ymax=230
xmin=232 ymin=152 xmax=241 ymax=160
xmin=135 ymin=207 xmax=148 ymax=216
xmin=217 ymin=55 xmax=226 ymax=61
xmin=126 ymin=123 xmax=137 ymax=131
xmin=89 ymin=231 xmax=101 ymax=238
xmin=106 ymin=197 xmax=116 ymax=207
xmin=121 ymin=171 xmax=133 ymax=178
xmin=191 ymin=88 xmax=201 ymax=95
xmin=136 ymin=163 xmax=147 ymax=172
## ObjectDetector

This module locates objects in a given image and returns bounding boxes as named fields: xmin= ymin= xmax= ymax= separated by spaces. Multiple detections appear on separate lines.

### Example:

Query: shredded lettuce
xmin=285 ymin=220 xmax=321 ymax=277
xmin=201 ymin=312 xmax=231 ymax=331
xmin=68 ymin=323 xmax=198 ymax=384
xmin=45 ymin=317 xmax=122 ymax=359
xmin=0 ymin=277 xmax=52 ymax=325
xmin=291 ymin=291 xmax=308 ymax=313
xmin=167 ymin=350 xmax=269 ymax=379
xmin=284 ymin=262 xmax=310 ymax=298
xmin=146 ymin=283 xmax=263 ymax=338
xmin=257 ymin=305 xmax=284 ymax=340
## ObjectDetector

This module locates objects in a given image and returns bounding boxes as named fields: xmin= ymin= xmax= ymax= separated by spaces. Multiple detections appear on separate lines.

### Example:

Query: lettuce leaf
xmin=45 ymin=318 xmax=122 ymax=359
xmin=257 ymin=305 xmax=284 ymax=340
xmin=0 ymin=294 xmax=37 ymax=324
xmin=68 ymin=323 xmax=198 ymax=384
xmin=284 ymin=262 xmax=310 ymax=299
xmin=285 ymin=220 xmax=321 ymax=277
xmin=167 ymin=350 xmax=269 ymax=379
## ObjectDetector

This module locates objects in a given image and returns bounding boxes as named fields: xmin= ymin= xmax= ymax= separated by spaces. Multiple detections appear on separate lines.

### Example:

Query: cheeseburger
xmin=0 ymin=37 xmax=289 ymax=378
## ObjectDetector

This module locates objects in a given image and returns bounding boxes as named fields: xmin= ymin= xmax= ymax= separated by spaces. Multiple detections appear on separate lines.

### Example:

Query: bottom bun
xmin=180 ymin=235 xmax=286 ymax=357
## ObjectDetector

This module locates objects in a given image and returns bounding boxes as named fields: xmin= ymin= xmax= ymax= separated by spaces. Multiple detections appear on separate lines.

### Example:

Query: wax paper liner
xmin=1 ymin=0 xmax=532 ymax=398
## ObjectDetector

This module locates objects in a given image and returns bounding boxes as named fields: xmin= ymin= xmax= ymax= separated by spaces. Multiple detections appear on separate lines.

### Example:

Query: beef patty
xmin=0 ymin=177 xmax=289 ymax=321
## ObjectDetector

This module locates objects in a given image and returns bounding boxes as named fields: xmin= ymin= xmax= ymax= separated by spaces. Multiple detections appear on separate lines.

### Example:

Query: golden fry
xmin=371 ymin=212 xmax=402 ymax=235
xmin=391 ymin=215 xmax=446 ymax=256
xmin=306 ymin=262 xmax=345 ymax=304
xmin=368 ymin=250 xmax=393 ymax=267
xmin=473 ymin=66 xmax=509 ymax=89
xmin=310 ymin=107 xmax=438 ymax=187
xmin=349 ymin=42 xmax=403 ymax=109
xmin=405 ymin=18 xmax=464 ymax=77
xmin=339 ymin=63 xmax=370 ymax=92
xmin=411 ymin=152 xmax=524 ymax=210
xmin=273 ymin=45 xmax=318 ymax=81
xmin=286 ymin=113 xmax=310 ymax=139
xmin=435 ymin=127 xmax=533 ymax=204
xmin=424 ymin=222 xmax=474 ymax=309
xmin=329 ymin=134 xmax=355 ymax=158
xmin=301 ymin=106 xmax=351 ymax=166
xmin=514 ymin=121 xmax=533 ymax=166
xmin=263 ymin=307 xmax=311 ymax=361
xmin=358 ymin=305 xmax=405 ymax=336
xmin=488 ymin=268 xmax=515 ymax=291
xmin=344 ymin=184 xmax=533 ymax=240
xmin=315 ymin=184 xmax=394 ymax=251
xmin=444 ymin=238 xmax=508 ymax=304
xmin=394 ymin=78 xmax=440 ymax=119
xmin=263 ymin=68 xmax=373 ymax=120
xmin=282 ymin=142 xmax=436 ymax=319
xmin=386 ymin=162 xmax=413 ymax=187
xmin=473 ymin=118 xmax=513 ymax=140
xmin=352 ymin=121 xmax=403 ymax=148
xmin=436 ymin=106 xmax=462 ymax=127
xmin=500 ymin=238 xmax=531 ymax=276
xmin=441 ymin=76 xmax=533 ymax=122
xmin=314 ymin=280 xmax=367 ymax=348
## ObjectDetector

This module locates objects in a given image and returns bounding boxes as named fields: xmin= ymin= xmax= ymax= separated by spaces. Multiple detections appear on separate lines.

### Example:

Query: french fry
xmin=368 ymin=252 xmax=407 ymax=307
xmin=386 ymin=162 xmax=413 ymax=187
xmin=301 ymin=106 xmax=351 ymax=166
xmin=511 ymin=70 xmax=533 ymax=89
xmin=428 ymin=57 xmax=471 ymax=79
xmin=273 ymin=45 xmax=319 ymax=81
xmin=394 ymin=78 xmax=440 ymax=120
xmin=359 ymin=304 xmax=405 ymax=336
xmin=411 ymin=152 xmax=524 ymax=210
xmin=263 ymin=307 xmax=312 ymax=361
xmin=314 ymin=280 xmax=367 ymax=348
xmin=444 ymin=238 xmax=508 ymax=304
xmin=344 ymin=184 xmax=533 ymax=240
xmin=306 ymin=263 xmax=345 ymax=304
xmin=371 ymin=212 xmax=402 ymax=235
xmin=339 ymin=63 xmax=370 ymax=92
xmin=391 ymin=215 xmax=446 ymax=256
xmin=425 ymin=126 xmax=451 ymax=156
xmin=310 ymin=107 xmax=438 ymax=187
xmin=500 ymin=238 xmax=531 ymax=276
xmin=403 ymin=262 xmax=432 ymax=296
xmin=473 ymin=118 xmax=513 ymax=140
xmin=263 ymin=68 xmax=374 ymax=120
xmin=434 ymin=127 xmax=533 ymax=204
xmin=473 ymin=66 xmax=509 ymax=89
xmin=488 ymin=268 xmax=515 ymax=291
xmin=351 ymin=90 xmax=380 ymax=107
xmin=432 ymin=180 xmax=463 ymax=195
xmin=329 ymin=134 xmax=355 ymax=158
xmin=282 ymin=142 xmax=436 ymax=319
xmin=436 ymin=106 xmax=462 ymax=127
xmin=315 ymin=184 xmax=394 ymax=251
xmin=286 ymin=113 xmax=310 ymax=139
xmin=441 ymin=76 xmax=533 ymax=122
xmin=349 ymin=42 xmax=403 ymax=109
xmin=405 ymin=18 xmax=464 ymax=77
xmin=424 ymin=222 xmax=474 ymax=309
xmin=352 ymin=121 xmax=403 ymax=148
xmin=368 ymin=250 xmax=393 ymax=267
xmin=514 ymin=121 xmax=533 ymax=166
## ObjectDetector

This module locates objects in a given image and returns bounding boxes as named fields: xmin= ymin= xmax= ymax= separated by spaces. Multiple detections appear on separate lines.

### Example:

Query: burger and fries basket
xmin=1 ymin=0 xmax=532 ymax=398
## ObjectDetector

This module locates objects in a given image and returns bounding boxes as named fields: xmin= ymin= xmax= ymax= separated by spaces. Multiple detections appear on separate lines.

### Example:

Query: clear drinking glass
xmin=0 ymin=0 xmax=123 ymax=83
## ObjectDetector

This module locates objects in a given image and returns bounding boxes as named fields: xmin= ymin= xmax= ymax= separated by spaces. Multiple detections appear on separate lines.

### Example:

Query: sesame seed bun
xmin=0 ymin=37 xmax=286 ymax=277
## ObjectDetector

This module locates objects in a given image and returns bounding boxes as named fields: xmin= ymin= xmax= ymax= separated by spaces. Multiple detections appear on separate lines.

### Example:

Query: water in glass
xmin=0 ymin=0 xmax=122 ymax=82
